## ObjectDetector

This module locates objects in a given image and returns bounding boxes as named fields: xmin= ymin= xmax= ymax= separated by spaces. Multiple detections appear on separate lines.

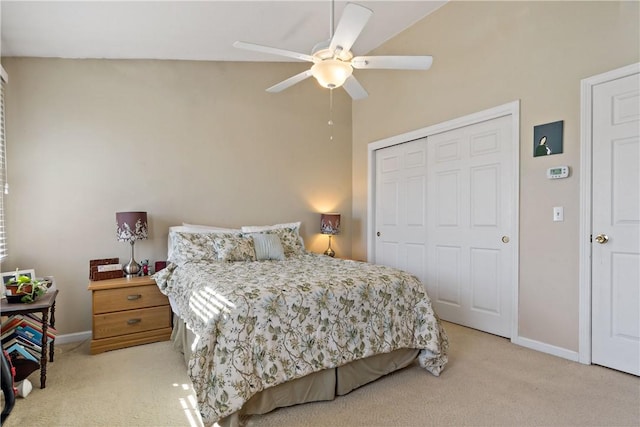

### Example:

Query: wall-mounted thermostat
xmin=547 ymin=166 xmax=570 ymax=179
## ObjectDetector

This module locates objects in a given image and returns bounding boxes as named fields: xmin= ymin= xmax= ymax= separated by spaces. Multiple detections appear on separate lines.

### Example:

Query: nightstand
xmin=87 ymin=276 xmax=171 ymax=354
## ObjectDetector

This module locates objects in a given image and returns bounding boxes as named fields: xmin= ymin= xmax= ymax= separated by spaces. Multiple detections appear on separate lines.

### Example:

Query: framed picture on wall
xmin=533 ymin=120 xmax=564 ymax=157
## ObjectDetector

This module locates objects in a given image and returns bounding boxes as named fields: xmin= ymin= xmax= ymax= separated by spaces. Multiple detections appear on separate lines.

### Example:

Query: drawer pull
xmin=127 ymin=294 xmax=142 ymax=301
xmin=127 ymin=318 xmax=142 ymax=325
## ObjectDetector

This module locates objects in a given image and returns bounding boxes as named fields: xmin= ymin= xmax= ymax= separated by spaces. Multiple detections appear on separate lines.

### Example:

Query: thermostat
xmin=547 ymin=166 xmax=570 ymax=179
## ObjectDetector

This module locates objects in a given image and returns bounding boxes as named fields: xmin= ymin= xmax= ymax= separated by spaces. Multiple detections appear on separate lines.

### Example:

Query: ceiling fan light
xmin=311 ymin=59 xmax=353 ymax=89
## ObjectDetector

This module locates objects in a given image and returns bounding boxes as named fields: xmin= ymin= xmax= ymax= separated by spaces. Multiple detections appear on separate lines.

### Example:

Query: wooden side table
xmin=88 ymin=276 xmax=171 ymax=354
xmin=0 ymin=290 xmax=59 ymax=389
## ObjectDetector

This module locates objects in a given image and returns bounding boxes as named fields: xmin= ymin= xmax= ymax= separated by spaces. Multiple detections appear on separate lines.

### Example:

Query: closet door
xmin=426 ymin=115 xmax=514 ymax=338
xmin=374 ymin=139 xmax=428 ymax=284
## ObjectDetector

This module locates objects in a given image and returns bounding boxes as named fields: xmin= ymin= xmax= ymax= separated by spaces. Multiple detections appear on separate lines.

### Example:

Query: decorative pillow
xmin=241 ymin=222 xmax=305 ymax=256
xmin=167 ymin=231 xmax=219 ymax=266
xmin=212 ymin=234 xmax=256 ymax=262
xmin=251 ymin=233 xmax=285 ymax=261
xmin=167 ymin=226 xmax=242 ymax=263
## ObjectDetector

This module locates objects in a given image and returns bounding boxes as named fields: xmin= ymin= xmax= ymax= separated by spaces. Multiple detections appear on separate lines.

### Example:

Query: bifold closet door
xmin=374 ymin=139 xmax=428 ymax=285
xmin=374 ymin=114 xmax=514 ymax=338
xmin=426 ymin=115 xmax=514 ymax=338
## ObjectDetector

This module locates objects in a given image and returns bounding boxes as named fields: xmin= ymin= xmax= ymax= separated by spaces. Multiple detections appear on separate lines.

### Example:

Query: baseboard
xmin=512 ymin=335 xmax=580 ymax=362
xmin=55 ymin=330 xmax=92 ymax=345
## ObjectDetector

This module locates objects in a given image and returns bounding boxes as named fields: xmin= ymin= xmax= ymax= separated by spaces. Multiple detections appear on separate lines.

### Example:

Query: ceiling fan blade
xmin=342 ymin=75 xmax=368 ymax=100
xmin=233 ymin=41 xmax=315 ymax=63
xmin=266 ymin=70 xmax=313 ymax=93
xmin=351 ymin=56 xmax=433 ymax=70
xmin=329 ymin=3 xmax=373 ymax=54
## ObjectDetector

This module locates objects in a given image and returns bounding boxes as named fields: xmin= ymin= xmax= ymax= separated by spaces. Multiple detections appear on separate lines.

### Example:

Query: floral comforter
xmin=154 ymin=253 xmax=448 ymax=426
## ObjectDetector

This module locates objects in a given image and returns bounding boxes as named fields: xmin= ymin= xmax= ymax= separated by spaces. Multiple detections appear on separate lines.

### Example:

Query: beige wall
xmin=351 ymin=1 xmax=639 ymax=351
xmin=2 ymin=58 xmax=353 ymax=334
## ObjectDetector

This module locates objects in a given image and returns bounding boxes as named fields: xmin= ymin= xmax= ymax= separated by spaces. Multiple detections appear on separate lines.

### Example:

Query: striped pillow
xmin=251 ymin=233 xmax=285 ymax=261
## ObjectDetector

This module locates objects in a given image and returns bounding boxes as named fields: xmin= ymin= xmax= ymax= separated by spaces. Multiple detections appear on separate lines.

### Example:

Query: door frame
xmin=367 ymin=100 xmax=520 ymax=339
xmin=578 ymin=62 xmax=640 ymax=365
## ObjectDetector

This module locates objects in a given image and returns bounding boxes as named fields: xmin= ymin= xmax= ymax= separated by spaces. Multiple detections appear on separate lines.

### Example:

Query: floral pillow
xmin=167 ymin=232 xmax=220 ymax=266
xmin=212 ymin=234 xmax=256 ymax=262
xmin=241 ymin=222 xmax=305 ymax=257
xmin=265 ymin=227 xmax=304 ymax=256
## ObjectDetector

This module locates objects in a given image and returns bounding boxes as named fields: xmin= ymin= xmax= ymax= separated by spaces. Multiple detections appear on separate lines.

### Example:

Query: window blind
xmin=0 ymin=79 xmax=7 ymax=259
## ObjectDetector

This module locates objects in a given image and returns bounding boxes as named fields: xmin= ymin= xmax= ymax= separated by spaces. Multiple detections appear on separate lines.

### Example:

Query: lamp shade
xmin=116 ymin=211 xmax=148 ymax=242
xmin=320 ymin=213 xmax=341 ymax=235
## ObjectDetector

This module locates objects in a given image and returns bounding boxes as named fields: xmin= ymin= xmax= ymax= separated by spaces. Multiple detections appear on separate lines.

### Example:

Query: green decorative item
xmin=5 ymin=272 xmax=48 ymax=303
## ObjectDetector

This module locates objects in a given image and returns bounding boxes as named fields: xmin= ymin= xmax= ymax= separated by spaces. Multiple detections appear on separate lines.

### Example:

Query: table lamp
xmin=320 ymin=213 xmax=340 ymax=257
xmin=116 ymin=211 xmax=148 ymax=277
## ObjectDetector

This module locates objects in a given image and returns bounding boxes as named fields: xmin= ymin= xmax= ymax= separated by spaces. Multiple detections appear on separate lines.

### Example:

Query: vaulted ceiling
xmin=1 ymin=1 xmax=446 ymax=62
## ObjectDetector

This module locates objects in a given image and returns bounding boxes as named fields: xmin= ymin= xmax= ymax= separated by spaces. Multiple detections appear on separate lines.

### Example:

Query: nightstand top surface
xmin=88 ymin=275 xmax=155 ymax=291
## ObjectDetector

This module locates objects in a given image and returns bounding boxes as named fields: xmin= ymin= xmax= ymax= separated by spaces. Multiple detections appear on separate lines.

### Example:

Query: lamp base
xmin=123 ymin=259 xmax=141 ymax=277
xmin=324 ymin=235 xmax=336 ymax=257
xmin=123 ymin=241 xmax=141 ymax=277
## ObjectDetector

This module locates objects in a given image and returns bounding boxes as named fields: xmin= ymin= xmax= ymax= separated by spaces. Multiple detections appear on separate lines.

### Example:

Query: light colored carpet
xmin=3 ymin=322 xmax=639 ymax=427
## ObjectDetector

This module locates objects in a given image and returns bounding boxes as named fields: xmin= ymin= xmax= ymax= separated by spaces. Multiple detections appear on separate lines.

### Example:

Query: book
xmin=18 ymin=325 xmax=50 ymax=344
xmin=21 ymin=344 xmax=41 ymax=361
xmin=1 ymin=323 xmax=21 ymax=341
xmin=2 ymin=335 xmax=20 ymax=349
xmin=1 ymin=316 xmax=23 ymax=335
xmin=6 ymin=342 xmax=39 ymax=363
xmin=1 ymin=331 xmax=19 ymax=346
xmin=20 ymin=314 xmax=58 ymax=338
xmin=16 ymin=335 xmax=41 ymax=352
xmin=16 ymin=326 xmax=43 ymax=346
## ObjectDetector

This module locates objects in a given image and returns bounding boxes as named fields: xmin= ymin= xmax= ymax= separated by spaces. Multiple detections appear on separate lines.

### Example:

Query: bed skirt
xmin=171 ymin=316 xmax=419 ymax=426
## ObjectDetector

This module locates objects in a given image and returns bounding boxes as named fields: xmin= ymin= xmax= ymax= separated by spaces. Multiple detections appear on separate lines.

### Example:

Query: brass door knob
xmin=594 ymin=234 xmax=609 ymax=244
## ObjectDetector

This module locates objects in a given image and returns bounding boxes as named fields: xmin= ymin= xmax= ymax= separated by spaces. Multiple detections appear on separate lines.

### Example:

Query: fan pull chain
xmin=328 ymin=89 xmax=334 ymax=141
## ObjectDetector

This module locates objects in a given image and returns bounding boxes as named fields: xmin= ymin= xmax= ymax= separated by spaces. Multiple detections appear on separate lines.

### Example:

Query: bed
xmin=154 ymin=223 xmax=448 ymax=427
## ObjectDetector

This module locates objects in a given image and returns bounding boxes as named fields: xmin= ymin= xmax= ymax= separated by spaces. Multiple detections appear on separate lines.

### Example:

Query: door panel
xmin=375 ymin=140 xmax=428 ymax=282
xmin=470 ymin=247 xmax=500 ymax=314
xmin=427 ymin=115 xmax=513 ymax=337
xmin=592 ymin=71 xmax=640 ymax=375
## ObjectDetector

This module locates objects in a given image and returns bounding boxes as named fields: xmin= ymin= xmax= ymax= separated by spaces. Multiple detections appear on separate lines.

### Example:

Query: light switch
xmin=553 ymin=206 xmax=564 ymax=222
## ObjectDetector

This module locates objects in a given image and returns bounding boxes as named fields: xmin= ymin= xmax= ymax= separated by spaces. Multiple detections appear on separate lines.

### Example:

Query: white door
xmin=374 ymin=139 xmax=428 ymax=284
xmin=591 ymin=71 xmax=640 ymax=376
xmin=374 ymin=114 xmax=514 ymax=338
xmin=426 ymin=115 xmax=514 ymax=338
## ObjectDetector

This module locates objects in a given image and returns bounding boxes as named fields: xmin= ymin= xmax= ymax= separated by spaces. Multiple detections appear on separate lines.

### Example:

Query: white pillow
xmin=251 ymin=234 xmax=285 ymax=261
xmin=181 ymin=223 xmax=240 ymax=232
xmin=241 ymin=221 xmax=301 ymax=233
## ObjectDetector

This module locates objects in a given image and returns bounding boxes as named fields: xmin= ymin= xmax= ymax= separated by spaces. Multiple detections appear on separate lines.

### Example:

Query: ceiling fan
xmin=233 ymin=2 xmax=433 ymax=100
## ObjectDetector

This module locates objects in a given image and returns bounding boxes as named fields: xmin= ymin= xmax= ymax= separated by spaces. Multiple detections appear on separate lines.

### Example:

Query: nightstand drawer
xmin=93 ymin=305 xmax=171 ymax=339
xmin=93 ymin=284 xmax=168 ymax=314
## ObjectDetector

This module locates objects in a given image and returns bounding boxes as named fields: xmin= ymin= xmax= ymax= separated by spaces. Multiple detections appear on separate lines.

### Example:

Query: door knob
xmin=376 ymin=231 xmax=381 ymax=237
xmin=502 ymin=236 xmax=510 ymax=243
xmin=594 ymin=234 xmax=609 ymax=244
